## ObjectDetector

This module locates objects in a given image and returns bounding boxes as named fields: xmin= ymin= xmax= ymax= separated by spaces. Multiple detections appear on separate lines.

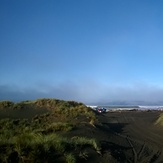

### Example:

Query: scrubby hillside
xmin=0 ymin=98 xmax=84 ymax=110
xmin=1 ymin=99 xmax=162 ymax=162
xmin=0 ymin=98 xmax=102 ymax=163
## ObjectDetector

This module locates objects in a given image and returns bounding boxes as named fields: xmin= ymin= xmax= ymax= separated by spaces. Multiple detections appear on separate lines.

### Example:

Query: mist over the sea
xmin=1 ymin=82 xmax=163 ymax=106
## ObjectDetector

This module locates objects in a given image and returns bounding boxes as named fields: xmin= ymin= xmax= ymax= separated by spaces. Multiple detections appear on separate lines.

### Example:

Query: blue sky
xmin=1 ymin=0 xmax=163 ymax=104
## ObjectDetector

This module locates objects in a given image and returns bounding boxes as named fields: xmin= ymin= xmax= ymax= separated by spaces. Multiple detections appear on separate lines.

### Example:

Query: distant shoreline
xmin=87 ymin=105 xmax=163 ymax=111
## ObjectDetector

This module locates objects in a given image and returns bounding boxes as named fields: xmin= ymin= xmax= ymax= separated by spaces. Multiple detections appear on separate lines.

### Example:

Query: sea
xmin=87 ymin=105 xmax=163 ymax=111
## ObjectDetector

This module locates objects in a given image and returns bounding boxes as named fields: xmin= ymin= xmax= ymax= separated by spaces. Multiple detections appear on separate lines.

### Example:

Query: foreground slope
xmin=0 ymin=99 xmax=163 ymax=162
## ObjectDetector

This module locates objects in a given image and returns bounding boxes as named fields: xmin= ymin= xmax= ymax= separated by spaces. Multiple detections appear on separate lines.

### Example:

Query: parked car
xmin=97 ymin=107 xmax=106 ymax=113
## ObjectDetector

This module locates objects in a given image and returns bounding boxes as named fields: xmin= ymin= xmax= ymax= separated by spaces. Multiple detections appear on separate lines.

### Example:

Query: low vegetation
xmin=0 ymin=98 xmax=100 ymax=162
xmin=0 ymin=100 xmax=14 ymax=109
xmin=0 ymin=131 xmax=100 ymax=162
xmin=155 ymin=113 xmax=163 ymax=126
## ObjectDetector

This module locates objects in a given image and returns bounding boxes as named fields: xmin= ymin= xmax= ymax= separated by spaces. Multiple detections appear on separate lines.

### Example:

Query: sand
xmin=66 ymin=110 xmax=163 ymax=162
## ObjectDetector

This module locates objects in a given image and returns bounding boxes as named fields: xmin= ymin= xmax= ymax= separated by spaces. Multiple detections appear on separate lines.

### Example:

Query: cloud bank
xmin=1 ymin=81 xmax=163 ymax=105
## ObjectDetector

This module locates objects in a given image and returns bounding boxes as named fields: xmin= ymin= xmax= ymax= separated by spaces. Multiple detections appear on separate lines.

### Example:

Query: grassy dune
xmin=1 ymin=99 xmax=163 ymax=162
xmin=0 ymin=98 xmax=99 ymax=163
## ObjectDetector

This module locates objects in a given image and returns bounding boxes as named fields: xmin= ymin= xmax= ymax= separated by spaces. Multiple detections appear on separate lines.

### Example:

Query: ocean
xmin=88 ymin=105 xmax=163 ymax=111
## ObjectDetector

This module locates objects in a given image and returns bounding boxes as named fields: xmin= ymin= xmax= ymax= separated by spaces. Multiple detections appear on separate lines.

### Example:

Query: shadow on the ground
xmin=97 ymin=122 xmax=128 ymax=134
xmin=101 ymin=140 xmax=131 ymax=162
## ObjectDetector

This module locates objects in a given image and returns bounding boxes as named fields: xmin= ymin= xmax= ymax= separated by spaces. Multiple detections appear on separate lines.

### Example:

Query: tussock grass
xmin=0 ymin=98 xmax=100 ymax=162
xmin=71 ymin=136 xmax=101 ymax=151
xmin=0 ymin=131 xmax=101 ymax=162
xmin=0 ymin=101 xmax=14 ymax=109
xmin=0 ymin=98 xmax=96 ymax=122
xmin=65 ymin=153 xmax=76 ymax=163
xmin=155 ymin=113 xmax=163 ymax=126
xmin=46 ymin=122 xmax=74 ymax=132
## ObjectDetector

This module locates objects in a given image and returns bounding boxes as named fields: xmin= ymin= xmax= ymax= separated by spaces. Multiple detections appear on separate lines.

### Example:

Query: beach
xmin=96 ymin=110 xmax=163 ymax=162
xmin=68 ymin=110 xmax=163 ymax=162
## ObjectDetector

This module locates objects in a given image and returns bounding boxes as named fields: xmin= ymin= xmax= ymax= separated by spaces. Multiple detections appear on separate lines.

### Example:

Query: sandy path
xmin=98 ymin=111 xmax=163 ymax=162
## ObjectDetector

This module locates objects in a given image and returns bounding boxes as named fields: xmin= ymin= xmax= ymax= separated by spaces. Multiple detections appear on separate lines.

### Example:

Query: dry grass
xmin=155 ymin=113 xmax=163 ymax=126
xmin=0 ymin=98 xmax=100 ymax=162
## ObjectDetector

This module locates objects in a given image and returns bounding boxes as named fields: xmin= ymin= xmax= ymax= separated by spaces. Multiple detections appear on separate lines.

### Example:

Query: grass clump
xmin=0 ymin=130 xmax=101 ymax=162
xmin=155 ymin=113 xmax=163 ymax=126
xmin=71 ymin=136 xmax=101 ymax=152
xmin=65 ymin=153 xmax=76 ymax=163
xmin=0 ymin=101 xmax=14 ymax=110
xmin=46 ymin=122 xmax=74 ymax=132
